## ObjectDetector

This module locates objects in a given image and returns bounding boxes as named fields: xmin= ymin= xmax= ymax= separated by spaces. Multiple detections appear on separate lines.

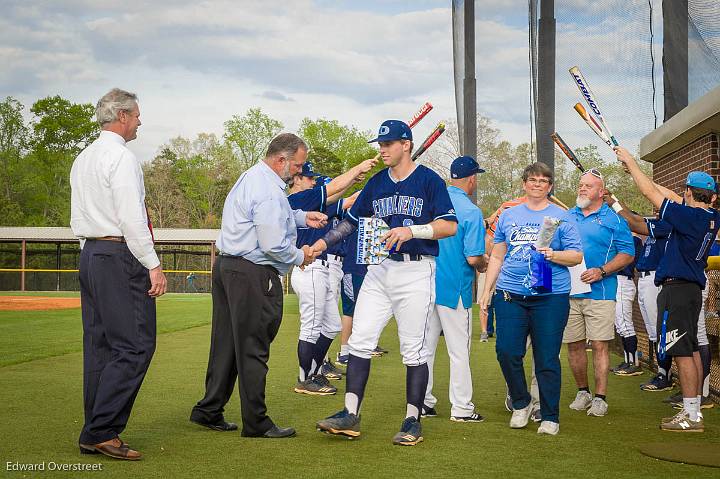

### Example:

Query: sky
xmin=1 ymin=0 xmax=670 ymax=164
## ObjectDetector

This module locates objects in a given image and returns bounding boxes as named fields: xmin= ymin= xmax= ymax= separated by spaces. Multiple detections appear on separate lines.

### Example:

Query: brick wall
xmin=627 ymin=132 xmax=720 ymax=399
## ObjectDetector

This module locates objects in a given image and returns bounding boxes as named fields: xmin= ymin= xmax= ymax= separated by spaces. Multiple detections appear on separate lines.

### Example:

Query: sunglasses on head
xmin=582 ymin=168 xmax=603 ymax=180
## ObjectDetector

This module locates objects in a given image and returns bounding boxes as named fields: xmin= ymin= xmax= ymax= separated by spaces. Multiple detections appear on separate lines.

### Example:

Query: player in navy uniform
xmin=611 ymin=234 xmax=644 ymax=376
xmin=311 ymin=120 xmax=458 ymax=445
xmin=616 ymin=146 xmax=719 ymax=432
xmin=288 ymin=160 xmax=374 ymax=395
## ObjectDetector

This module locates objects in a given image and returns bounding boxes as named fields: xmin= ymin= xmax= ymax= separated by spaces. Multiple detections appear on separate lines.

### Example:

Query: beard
xmin=280 ymin=162 xmax=293 ymax=184
xmin=575 ymin=196 xmax=592 ymax=209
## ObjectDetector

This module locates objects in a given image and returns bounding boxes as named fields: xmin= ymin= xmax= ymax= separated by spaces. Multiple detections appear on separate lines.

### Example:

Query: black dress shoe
xmin=190 ymin=417 xmax=238 ymax=431
xmin=262 ymin=425 xmax=296 ymax=438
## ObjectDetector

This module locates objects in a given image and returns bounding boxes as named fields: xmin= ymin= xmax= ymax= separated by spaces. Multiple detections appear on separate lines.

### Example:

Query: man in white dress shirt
xmin=70 ymin=88 xmax=167 ymax=460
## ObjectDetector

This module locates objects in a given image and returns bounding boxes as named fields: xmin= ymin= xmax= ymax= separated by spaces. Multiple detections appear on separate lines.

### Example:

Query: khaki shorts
xmin=563 ymin=299 xmax=616 ymax=343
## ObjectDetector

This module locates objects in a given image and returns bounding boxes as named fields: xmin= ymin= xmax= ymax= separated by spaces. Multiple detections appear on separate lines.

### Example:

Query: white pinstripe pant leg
xmin=614 ymin=276 xmax=637 ymax=338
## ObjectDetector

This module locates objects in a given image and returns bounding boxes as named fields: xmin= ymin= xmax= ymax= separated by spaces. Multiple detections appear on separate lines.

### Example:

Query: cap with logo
xmin=301 ymin=162 xmax=321 ymax=177
xmin=450 ymin=156 xmax=485 ymax=179
xmin=686 ymin=171 xmax=716 ymax=191
xmin=316 ymin=175 xmax=332 ymax=186
xmin=368 ymin=120 xmax=412 ymax=143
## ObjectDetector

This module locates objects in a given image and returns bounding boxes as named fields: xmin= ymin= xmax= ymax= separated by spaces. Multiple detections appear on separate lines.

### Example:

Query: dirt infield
xmin=0 ymin=296 xmax=81 ymax=311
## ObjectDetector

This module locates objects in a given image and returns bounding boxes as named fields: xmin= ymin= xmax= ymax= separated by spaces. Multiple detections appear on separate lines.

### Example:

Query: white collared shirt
xmin=70 ymin=130 xmax=159 ymax=270
xmin=216 ymin=161 xmax=307 ymax=274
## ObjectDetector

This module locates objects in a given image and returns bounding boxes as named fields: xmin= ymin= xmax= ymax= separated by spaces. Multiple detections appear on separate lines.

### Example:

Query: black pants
xmin=191 ymin=255 xmax=283 ymax=436
xmin=78 ymin=240 xmax=156 ymax=445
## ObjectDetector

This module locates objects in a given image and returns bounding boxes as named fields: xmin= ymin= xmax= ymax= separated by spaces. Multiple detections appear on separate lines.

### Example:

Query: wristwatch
xmin=599 ymin=266 xmax=607 ymax=278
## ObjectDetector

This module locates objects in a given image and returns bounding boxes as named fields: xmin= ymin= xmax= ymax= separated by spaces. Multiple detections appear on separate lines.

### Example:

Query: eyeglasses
xmin=582 ymin=168 xmax=603 ymax=180
xmin=525 ymin=177 xmax=551 ymax=185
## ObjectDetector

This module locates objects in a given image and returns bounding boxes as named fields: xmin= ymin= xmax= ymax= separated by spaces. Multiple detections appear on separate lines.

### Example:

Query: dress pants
xmin=78 ymin=240 xmax=156 ymax=445
xmin=191 ymin=255 xmax=283 ymax=437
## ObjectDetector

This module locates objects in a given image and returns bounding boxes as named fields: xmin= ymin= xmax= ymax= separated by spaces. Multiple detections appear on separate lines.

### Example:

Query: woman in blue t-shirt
xmin=479 ymin=162 xmax=583 ymax=436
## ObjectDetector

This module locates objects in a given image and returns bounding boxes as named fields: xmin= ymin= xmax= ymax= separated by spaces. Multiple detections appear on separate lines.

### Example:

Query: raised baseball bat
xmin=569 ymin=66 xmax=619 ymax=146
xmin=551 ymin=132 xmax=585 ymax=172
xmin=371 ymin=102 xmax=433 ymax=161
xmin=574 ymin=103 xmax=613 ymax=148
xmin=411 ymin=123 xmax=445 ymax=162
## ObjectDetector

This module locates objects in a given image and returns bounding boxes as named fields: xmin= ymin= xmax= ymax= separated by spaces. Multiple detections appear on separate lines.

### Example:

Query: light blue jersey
xmin=435 ymin=186 xmax=485 ymax=309
xmin=566 ymin=203 xmax=635 ymax=300
xmin=495 ymin=203 xmax=582 ymax=296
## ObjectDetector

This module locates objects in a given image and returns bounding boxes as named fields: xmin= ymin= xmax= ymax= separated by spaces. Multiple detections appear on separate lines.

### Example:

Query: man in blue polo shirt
xmin=616 ymin=146 xmax=719 ymax=432
xmin=423 ymin=156 xmax=487 ymax=422
xmin=564 ymin=168 xmax=634 ymax=418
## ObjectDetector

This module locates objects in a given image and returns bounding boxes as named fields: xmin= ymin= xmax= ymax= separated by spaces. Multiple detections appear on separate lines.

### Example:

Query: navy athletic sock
xmin=657 ymin=354 xmax=672 ymax=380
xmin=345 ymin=354 xmax=371 ymax=415
xmin=297 ymin=340 xmax=315 ymax=382
xmin=648 ymin=340 xmax=655 ymax=365
xmin=311 ymin=334 xmax=333 ymax=376
xmin=699 ymin=344 xmax=711 ymax=397
xmin=406 ymin=363 xmax=429 ymax=420
xmin=625 ymin=335 xmax=638 ymax=365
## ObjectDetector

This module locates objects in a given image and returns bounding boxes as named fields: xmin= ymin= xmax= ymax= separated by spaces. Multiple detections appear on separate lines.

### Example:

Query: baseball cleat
xmin=335 ymin=352 xmax=349 ymax=367
xmin=371 ymin=345 xmax=389 ymax=357
xmin=586 ymin=397 xmax=608 ymax=417
xmin=610 ymin=362 xmax=629 ymax=373
xmin=614 ymin=364 xmax=643 ymax=376
xmin=640 ymin=374 xmax=673 ymax=392
xmin=392 ymin=417 xmax=423 ymax=446
xmin=660 ymin=410 xmax=704 ymax=432
xmin=450 ymin=412 xmax=485 ymax=423
xmin=663 ymin=391 xmax=682 ymax=404
xmin=537 ymin=420 xmax=559 ymax=435
xmin=321 ymin=360 xmax=343 ymax=380
xmin=569 ymin=390 xmax=592 ymax=411
xmin=420 ymin=405 xmax=437 ymax=418
xmin=316 ymin=409 xmax=361 ymax=438
xmin=294 ymin=375 xmax=337 ymax=395
xmin=531 ymin=406 xmax=542 ymax=423
xmin=672 ymin=396 xmax=715 ymax=410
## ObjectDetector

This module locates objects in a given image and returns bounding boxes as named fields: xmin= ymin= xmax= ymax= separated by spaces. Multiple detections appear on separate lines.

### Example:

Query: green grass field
xmin=0 ymin=292 xmax=718 ymax=477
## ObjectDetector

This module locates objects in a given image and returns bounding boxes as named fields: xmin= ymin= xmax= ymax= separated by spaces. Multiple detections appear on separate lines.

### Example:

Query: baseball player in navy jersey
xmin=312 ymin=119 xmax=458 ymax=446
xmin=606 ymin=196 xmax=715 ymax=407
xmin=616 ymin=146 xmax=719 ymax=432
xmin=611 ymin=234 xmax=644 ymax=376
xmin=288 ymin=160 xmax=375 ymax=396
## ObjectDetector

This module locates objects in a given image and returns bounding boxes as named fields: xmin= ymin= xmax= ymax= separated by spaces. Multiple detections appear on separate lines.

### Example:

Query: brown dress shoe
xmin=79 ymin=438 xmax=142 ymax=461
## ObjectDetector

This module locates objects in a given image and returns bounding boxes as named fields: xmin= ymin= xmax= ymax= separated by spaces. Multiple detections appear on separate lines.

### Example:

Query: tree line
xmin=0 ymin=95 xmax=654 ymax=229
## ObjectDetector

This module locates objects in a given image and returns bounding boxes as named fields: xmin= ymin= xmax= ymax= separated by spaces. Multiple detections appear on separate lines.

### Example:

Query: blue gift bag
xmin=529 ymin=249 xmax=552 ymax=293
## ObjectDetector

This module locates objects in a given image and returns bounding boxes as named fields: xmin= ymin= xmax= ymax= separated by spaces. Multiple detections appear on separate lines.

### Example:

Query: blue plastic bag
xmin=529 ymin=249 xmax=552 ymax=293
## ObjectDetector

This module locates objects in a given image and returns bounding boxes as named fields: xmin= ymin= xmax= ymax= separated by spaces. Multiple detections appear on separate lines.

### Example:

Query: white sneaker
xmin=537 ymin=421 xmax=559 ymax=435
xmin=569 ymin=390 xmax=592 ymax=410
xmin=510 ymin=403 xmax=533 ymax=429
xmin=531 ymin=405 xmax=542 ymax=423
xmin=587 ymin=397 xmax=608 ymax=417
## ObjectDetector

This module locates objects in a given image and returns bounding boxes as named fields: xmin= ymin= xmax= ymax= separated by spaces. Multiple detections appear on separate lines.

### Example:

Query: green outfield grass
xmin=0 ymin=293 xmax=717 ymax=478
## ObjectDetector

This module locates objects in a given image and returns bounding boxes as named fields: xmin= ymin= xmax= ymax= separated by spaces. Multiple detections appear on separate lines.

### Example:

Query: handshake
xmin=300 ymin=239 xmax=328 ymax=267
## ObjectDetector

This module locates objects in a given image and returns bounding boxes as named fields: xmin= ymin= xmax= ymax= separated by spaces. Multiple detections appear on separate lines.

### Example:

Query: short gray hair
xmin=265 ymin=133 xmax=307 ymax=160
xmin=95 ymin=88 xmax=138 ymax=126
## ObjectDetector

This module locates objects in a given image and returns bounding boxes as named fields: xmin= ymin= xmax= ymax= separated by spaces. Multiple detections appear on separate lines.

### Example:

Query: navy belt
xmin=388 ymin=253 xmax=423 ymax=262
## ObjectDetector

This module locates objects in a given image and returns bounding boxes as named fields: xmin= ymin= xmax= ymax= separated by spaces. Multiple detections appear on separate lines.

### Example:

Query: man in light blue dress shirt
xmin=423 ymin=156 xmax=487 ymax=422
xmin=191 ymin=133 xmax=327 ymax=439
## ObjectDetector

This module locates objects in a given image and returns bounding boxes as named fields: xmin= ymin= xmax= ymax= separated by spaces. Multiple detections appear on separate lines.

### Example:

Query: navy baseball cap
xmin=368 ymin=120 xmax=412 ymax=143
xmin=316 ymin=175 xmax=332 ymax=186
xmin=450 ymin=156 xmax=485 ymax=179
xmin=686 ymin=171 xmax=716 ymax=191
xmin=301 ymin=161 xmax=321 ymax=177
